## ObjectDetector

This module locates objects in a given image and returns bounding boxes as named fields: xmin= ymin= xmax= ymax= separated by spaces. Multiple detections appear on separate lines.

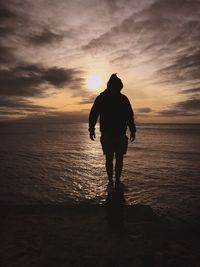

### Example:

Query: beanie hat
xmin=107 ymin=73 xmax=123 ymax=91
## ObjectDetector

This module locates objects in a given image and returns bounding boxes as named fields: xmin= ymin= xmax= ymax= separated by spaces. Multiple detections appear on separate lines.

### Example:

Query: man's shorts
xmin=100 ymin=134 xmax=128 ymax=155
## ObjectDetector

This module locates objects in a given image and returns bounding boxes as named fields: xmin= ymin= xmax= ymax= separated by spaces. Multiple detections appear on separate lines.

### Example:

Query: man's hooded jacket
xmin=89 ymin=76 xmax=136 ymax=136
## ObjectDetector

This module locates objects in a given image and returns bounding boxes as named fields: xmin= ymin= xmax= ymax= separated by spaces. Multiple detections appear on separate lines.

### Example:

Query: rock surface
xmin=0 ymin=204 xmax=199 ymax=267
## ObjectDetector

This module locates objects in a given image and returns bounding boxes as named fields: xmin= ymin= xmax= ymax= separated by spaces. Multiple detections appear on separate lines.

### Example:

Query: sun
xmin=87 ymin=74 xmax=102 ymax=90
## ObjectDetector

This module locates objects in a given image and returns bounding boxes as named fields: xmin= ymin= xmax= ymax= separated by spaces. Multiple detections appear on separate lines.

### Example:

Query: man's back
xmin=89 ymin=89 xmax=136 ymax=136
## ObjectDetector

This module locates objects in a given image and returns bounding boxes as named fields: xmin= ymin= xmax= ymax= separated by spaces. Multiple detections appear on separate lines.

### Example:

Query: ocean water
xmin=0 ymin=123 xmax=199 ymax=218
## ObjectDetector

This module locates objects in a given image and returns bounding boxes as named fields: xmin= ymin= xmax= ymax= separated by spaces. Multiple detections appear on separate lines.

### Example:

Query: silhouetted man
xmin=89 ymin=73 xmax=136 ymax=191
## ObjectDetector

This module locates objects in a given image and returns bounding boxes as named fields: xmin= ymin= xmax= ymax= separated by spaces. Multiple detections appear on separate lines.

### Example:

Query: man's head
xmin=107 ymin=73 xmax=123 ymax=92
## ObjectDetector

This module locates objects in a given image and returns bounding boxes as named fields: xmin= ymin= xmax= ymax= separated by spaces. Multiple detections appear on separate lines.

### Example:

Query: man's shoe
xmin=107 ymin=181 xmax=114 ymax=193
xmin=115 ymin=181 xmax=127 ymax=192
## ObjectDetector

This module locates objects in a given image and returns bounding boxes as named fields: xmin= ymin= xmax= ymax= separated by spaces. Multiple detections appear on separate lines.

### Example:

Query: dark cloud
xmin=0 ymin=45 xmax=17 ymax=64
xmin=158 ymin=48 xmax=200 ymax=85
xmin=0 ymin=0 xmax=19 ymax=41
xmin=179 ymin=88 xmax=200 ymax=95
xmin=0 ymin=66 xmax=43 ymax=97
xmin=42 ymin=67 xmax=75 ymax=88
xmin=175 ymin=99 xmax=200 ymax=111
xmin=0 ymin=62 xmax=84 ymax=119
xmin=0 ymin=1 xmax=20 ymax=65
xmin=0 ymin=2 xmax=17 ymax=21
xmin=0 ymin=25 xmax=14 ymax=36
xmin=0 ymin=95 xmax=54 ymax=120
xmin=158 ymin=98 xmax=200 ymax=116
xmin=136 ymin=107 xmax=152 ymax=113
xmin=0 ymin=64 xmax=83 ymax=97
xmin=0 ymin=96 xmax=50 ymax=111
xmin=28 ymin=29 xmax=64 ymax=46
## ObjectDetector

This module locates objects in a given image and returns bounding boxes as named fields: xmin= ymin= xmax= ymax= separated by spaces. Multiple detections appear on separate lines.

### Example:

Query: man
xmin=88 ymin=73 xmax=136 ymax=191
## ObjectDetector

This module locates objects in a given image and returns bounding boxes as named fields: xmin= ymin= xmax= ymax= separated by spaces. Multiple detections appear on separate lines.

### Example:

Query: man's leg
xmin=115 ymin=153 xmax=124 ymax=182
xmin=105 ymin=153 xmax=114 ymax=184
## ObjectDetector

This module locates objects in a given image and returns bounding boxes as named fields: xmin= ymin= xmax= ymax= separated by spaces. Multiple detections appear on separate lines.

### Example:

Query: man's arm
xmin=88 ymin=97 xmax=100 ymax=140
xmin=125 ymin=97 xmax=136 ymax=142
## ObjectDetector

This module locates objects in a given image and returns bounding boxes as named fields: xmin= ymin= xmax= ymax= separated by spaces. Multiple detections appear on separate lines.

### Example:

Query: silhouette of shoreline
xmin=0 ymin=203 xmax=199 ymax=266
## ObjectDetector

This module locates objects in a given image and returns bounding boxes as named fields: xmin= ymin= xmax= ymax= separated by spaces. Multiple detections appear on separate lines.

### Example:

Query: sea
xmin=0 ymin=122 xmax=199 ymax=220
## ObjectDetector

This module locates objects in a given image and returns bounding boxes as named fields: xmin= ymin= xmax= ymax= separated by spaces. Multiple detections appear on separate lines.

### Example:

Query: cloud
xmin=0 ymin=95 xmax=55 ymax=122
xmin=0 ymin=110 xmax=27 ymax=115
xmin=14 ymin=111 xmax=89 ymax=123
xmin=158 ymin=98 xmax=200 ymax=116
xmin=0 ymin=0 xmax=19 ymax=39
xmin=82 ymin=32 xmax=115 ymax=53
xmin=0 ymin=62 xmax=84 ymax=119
xmin=0 ymin=45 xmax=17 ymax=64
xmin=136 ymin=107 xmax=152 ymax=114
xmin=78 ymin=95 xmax=96 ymax=104
xmin=42 ymin=67 xmax=78 ymax=88
xmin=145 ymin=0 xmax=200 ymax=86
xmin=157 ymin=48 xmax=200 ymax=85
xmin=0 ymin=0 xmax=199 ymax=122
xmin=28 ymin=29 xmax=64 ymax=46
xmin=175 ymin=99 xmax=200 ymax=111
xmin=0 ymin=96 xmax=50 ymax=110
xmin=83 ymin=0 xmax=200 ymax=87
xmin=0 ymin=2 xmax=21 ymax=65
xmin=110 ymin=51 xmax=136 ymax=64
xmin=0 ymin=1 xmax=17 ymax=21
xmin=179 ymin=88 xmax=200 ymax=95
xmin=0 ymin=0 xmax=75 ymax=68
xmin=0 ymin=64 xmax=84 ymax=97
xmin=0 ymin=25 xmax=14 ymax=36
xmin=103 ymin=0 xmax=120 ymax=13
xmin=0 ymin=95 xmax=54 ymax=120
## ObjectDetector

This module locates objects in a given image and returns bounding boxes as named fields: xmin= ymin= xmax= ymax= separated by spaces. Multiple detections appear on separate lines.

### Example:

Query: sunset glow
xmin=87 ymin=75 xmax=102 ymax=90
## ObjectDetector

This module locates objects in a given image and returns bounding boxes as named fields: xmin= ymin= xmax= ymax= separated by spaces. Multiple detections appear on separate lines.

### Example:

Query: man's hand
xmin=90 ymin=131 xmax=96 ymax=141
xmin=130 ymin=132 xmax=135 ymax=142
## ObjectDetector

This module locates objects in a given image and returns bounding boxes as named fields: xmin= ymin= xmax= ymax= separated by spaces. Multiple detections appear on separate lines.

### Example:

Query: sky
xmin=0 ymin=0 xmax=200 ymax=123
